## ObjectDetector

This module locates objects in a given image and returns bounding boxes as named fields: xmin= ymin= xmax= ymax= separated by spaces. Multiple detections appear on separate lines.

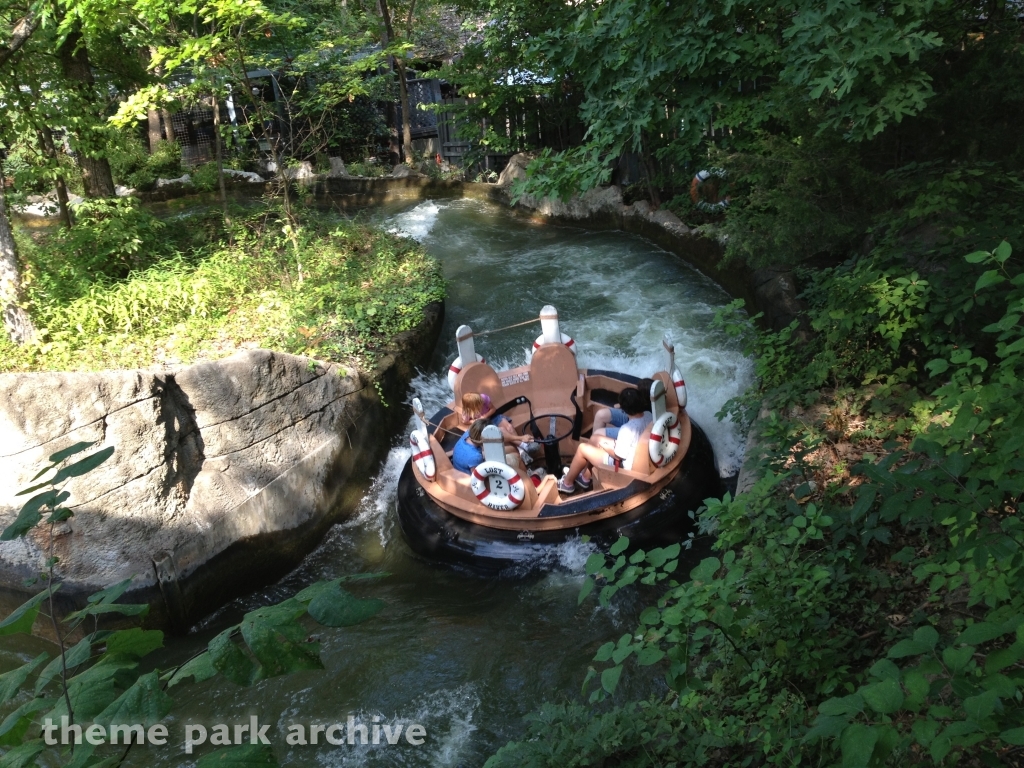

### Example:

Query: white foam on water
xmin=307 ymin=684 xmax=480 ymax=767
xmin=343 ymin=443 xmax=411 ymax=549
xmin=386 ymin=200 xmax=443 ymax=241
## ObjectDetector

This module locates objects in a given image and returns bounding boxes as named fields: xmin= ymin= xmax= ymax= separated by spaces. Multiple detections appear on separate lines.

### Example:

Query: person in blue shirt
xmin=452 ymin=419 xmax=487 ymax=473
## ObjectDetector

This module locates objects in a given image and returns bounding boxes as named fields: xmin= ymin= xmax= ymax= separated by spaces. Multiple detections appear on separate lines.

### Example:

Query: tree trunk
xmin=58 ymin=29 xmax=115 ymax=198
xmin=161 ymin=109 xmax=176 ymax=143
xmin=395 ymin=59 xmax=414 ymax=165
xmin=37 ymin=127 xmax=73 ymax=229
xmin=376 ymin=0 xmax=414 ymax=165
xmin=212 ymin=94 xmax=228 ymax=222
xmin=0 ymin=167 xmax=35 ymax=344
xmin=147 ymin=110 xmax=163 ymax=152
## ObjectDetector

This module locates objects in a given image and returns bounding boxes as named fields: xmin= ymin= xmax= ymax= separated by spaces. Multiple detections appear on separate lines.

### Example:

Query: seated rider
xmin=452 ymin=418 xmax=524 ymax=473
xmin=460 ymin=392 xmax=535 ymax=456
xmin=452 ymin=419 xmax=488 ymax=473
xmin=592 ymin=378 xmax=654 ymax=438
xmin=558 ymin=388 xmax=653 ymax=494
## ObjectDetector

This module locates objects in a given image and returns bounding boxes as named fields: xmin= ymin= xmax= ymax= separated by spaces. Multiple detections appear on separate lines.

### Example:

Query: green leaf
xmin=293 ymin=574 xmax=388 ymax=602
xmin=51 ymin=446 xmax=115 ymax=484
xmin=964 ymin=250 xmax=990 ymax=264
xmin=0 ymin=698 xmax=54 ymax=743
xmin=239 ymin=606 xmax=322 ymax=680
xmin=584 ymin=552 xmax=605 ymax=575
xmin=36 ymin=635 xmax=93 ymax=693
xmin=957 ymin=622 xmax=1004 ymax=646
xmin=840 ymin=723 xmax=878 ymax=768
xmin=577 ymin=576 xmax=596 ymax=605
xmin=65 ymin=602 xmax=149 ymax=623
xmin=690 ymin=557 xmax=720 ymax=582
xmin=861 ymin=679 xmax=904 ymax=715
xmin=209 ymin=628 xmax=258 ymax=686
xmin=994 ymin=240 xmax=1012 ymax=264
xmin=913 ymin=625 xmax=939 ymax=650
xmin=94 ymin=671 xmax=173 ymax=727
xmin=166 ymin=652 xmax=217 ymax=688
xmin=974 ymin=269 xmax=1005 ymax=293
xmin=609 ymin=536 xmax=629 ymax=556
xmin=0 ymin=654 xmax=47 ymax=704
xmin=942 ymin=645 xmax=974 ymax=674
xmin=986 ymin=642 xmax=1024 ymax=674
xmin=636 ymin=646 xmax=665 ymax=666
xmin=888 ymin=638 xmax=930 ymax=659
xmin=104 ymin=628 xmax=164 ymax=659
xmin=0 ymin=587 xmax=56 ymax=637
xmin=87 ymin=578 xmax=134 ymax=606
xmin=818 ymin=693 xmax=864 ymax=717
xmin=600 ymin=664 xmax=622 ymax=694
xmin=306 ymin=585 xmax=384 ymax=628
xmin=963 ymin=689 xmax=999 ymax=722
xmin=196 ymin=744 xmax=278 ymax=767
xmin=1001 ymin=727 xmax=1024 ymax=746
xmin=0 ymin=739 xmax=45 ymax=768
xmin=1 ymin=491 xmax=68 ymax=540
xmin=804 ymin=714 xmax=849 ymax=742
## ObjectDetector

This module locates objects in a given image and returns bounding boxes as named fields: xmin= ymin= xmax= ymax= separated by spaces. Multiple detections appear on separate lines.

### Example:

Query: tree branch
xmin=0 ymin=9 xmax=39 ymax=69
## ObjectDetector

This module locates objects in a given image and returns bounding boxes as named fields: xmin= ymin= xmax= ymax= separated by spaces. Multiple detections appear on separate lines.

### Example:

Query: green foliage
xmin=1 ymin=204 xmax=445 ymax=372
xmin=106 ymin=132 xmax=182 ymax=191
xmin=190 ymin=162 xmax=221 ymax=193
xmin=490 ymin=231 xmax=1024 ymax=766
xmin=0 ymin=447 xmax=389 ymax=767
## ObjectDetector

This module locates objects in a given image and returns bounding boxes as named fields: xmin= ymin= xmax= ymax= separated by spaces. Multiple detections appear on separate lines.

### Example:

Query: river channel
xmin=4 ymin=196 xmax=754 ymax=767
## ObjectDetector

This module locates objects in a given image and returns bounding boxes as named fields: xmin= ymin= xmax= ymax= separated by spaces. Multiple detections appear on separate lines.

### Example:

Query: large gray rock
xmin=0 ymin=302 xmax=443 ymax=630
xmin=327 ymin=157 xmax=349 ymax=178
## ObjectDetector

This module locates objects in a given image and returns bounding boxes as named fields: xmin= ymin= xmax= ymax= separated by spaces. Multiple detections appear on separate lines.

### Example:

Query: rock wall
xmin=0 ymin=302 xmax=443 ymax=632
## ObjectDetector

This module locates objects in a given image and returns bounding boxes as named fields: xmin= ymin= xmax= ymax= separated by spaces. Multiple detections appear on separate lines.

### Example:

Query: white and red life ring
xmin=530 ymin=332 xmax=576 ymax=358
xmin=447 ymin=353 xmax=486 ymax=391
xmin=410 ymin=431 xmax=436 ymax=481
xmin=648 ymin=412 xmax=682 ymax=468
xmin=672 ymin=368 xmax=687 ymax=409
xmin=470 ymin=461 xmax=525 ymax=510
xmin=690 ymin=168 xmax=730 ymax=213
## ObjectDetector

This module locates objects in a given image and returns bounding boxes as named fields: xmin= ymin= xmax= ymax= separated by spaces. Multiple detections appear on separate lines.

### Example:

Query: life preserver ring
xmin=648 ymin=412 xmax=682 ymax=468
xmin=447 ymin=353 xmax=485 ymax=391
xmin=470 ymin=461 xmax=525 ymax=511
xmin=672 ymin=368 xmax=687 ymax=409
xmin=530 ymin=332 xmax=576 ymax=358
xmin=410 ymin=431 xmax=436 ymax=481
xmin=690 ymin=168 xmax=730 ymax=213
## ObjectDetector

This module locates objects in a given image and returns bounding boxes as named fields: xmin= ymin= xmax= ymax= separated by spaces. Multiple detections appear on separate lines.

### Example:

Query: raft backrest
xmin=481 ymin=424 xmax=506 ymax=463
xmin=454 ymin=361 xmax=504 ymax=418
xmin=653 ymin=371 xmax=679 ymax=412
xmin=650 ymin=379 xmax=667 ymax=421
xmin=528 ymin=344 xmax=579 ymax=414
xmin=429 ymin=433 xmax=454 ymax=474
xmin=627 ymin=425 xmax=654 ymax=476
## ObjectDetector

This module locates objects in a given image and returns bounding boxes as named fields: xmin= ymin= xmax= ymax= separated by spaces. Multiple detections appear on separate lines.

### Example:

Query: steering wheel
xmin=525 ymin=413 xmax=576 ymax=476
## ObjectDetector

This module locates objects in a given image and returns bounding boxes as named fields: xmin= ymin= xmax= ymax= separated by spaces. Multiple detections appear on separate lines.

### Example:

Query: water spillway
xmin=70 ymin=198 xmax=756 ymax=766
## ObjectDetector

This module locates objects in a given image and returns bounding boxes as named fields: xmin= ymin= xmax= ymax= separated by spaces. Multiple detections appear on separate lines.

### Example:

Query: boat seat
xmin=528 ymin=344 xmax=580 ymax=418
xmin=453 ymin=361 xmax=504 ymax=421
xmin=591 ymin=424 xmax=654 ymax=488
xmin=653 ymin=371 xmax=679 ymax=412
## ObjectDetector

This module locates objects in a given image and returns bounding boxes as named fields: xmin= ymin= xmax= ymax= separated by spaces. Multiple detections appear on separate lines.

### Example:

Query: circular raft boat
xmin=396 ymin=306 xmax=724 ymax=572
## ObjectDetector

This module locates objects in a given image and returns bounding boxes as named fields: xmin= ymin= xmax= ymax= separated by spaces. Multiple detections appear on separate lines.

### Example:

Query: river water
xmin=2 ymin=197 xmax=753 ymax=767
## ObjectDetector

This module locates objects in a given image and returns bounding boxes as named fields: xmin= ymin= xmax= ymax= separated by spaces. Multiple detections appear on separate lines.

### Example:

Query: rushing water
xmin=1 ymin=197 xmax=753 ymax=767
